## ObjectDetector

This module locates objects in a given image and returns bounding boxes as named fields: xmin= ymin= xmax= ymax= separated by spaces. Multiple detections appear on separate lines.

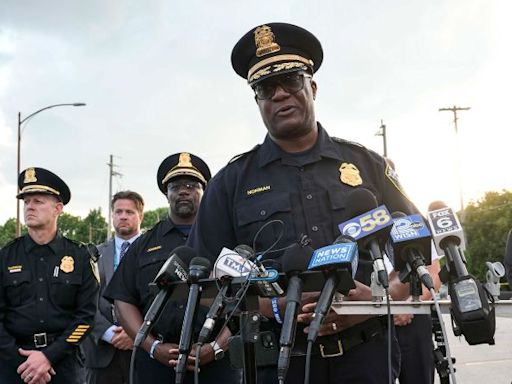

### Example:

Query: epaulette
xmin=2 ymin=237 xmax=22 ymax=248
xmin=228 ymin=144 xmax=261 ymax=164
xmin=332 ymin=136 xmax=366 ymax=149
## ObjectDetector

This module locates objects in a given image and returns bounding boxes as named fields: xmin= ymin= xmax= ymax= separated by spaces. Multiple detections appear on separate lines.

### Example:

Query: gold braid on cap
xmin=248 ymin=54 xmax=314 ymax=83
xmin=20 ymin=185 xmax=60 ymax=196
xmin=161 ymin=153 xmax=207 ymax=186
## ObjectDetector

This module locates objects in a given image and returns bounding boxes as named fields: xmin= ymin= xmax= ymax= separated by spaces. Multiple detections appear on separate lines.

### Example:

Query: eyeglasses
xmin=167 ymin=180 xmax=202 ymax=192
xmin=252 ymin=72 xmax=312 ymax=100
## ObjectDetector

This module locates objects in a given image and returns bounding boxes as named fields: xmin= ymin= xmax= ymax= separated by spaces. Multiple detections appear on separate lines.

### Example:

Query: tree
xmin=463 ymin=190 xmax=512 ymax=281
xmin=78 ymin=208 xmax=108 ymax=244
xmin=58 ymin=213 xmax=82 ymax=239
xmin=142 ymin=207 xmax=168 ymax=232
xmin=0 ymin=218 xmax=19 ymax=248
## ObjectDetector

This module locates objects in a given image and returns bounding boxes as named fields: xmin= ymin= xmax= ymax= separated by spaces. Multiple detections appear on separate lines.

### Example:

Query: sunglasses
xmin=252 ymin=72 xmax=312 ymax=100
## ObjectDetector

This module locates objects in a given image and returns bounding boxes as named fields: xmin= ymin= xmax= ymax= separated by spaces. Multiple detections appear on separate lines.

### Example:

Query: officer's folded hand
xmin=17 ymin=349 xmax=55 ymax=384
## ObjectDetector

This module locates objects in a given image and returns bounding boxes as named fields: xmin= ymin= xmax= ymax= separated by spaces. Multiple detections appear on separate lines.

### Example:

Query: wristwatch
xmin=209 ymin=340 xmax=225 ymax=361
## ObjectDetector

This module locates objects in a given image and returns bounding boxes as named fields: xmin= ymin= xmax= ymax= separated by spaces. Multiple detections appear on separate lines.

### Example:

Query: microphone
xmin=306 ymin=235 xmax=359 ymax=344
xmin=196 ymin=249 xmax=246 ymax=345
xmin=389 ymin=212 xmax=434 ymax=290
xmin=133 ymin=246 xmax=195 ymax=348
xmin=234 ymin=244 xmax=284 ymax=297
xmin=427 ymin=203 xmax=496 ymax=345
xmin=175 ymin=257 xmax=211 ymax=384
xmin=426 ymin=203 xmax=468 ymax=277
xmin=277 ymin=241 xmax=314 ymax=382
xmin=338 ymin=188 xmax=393 ymax=288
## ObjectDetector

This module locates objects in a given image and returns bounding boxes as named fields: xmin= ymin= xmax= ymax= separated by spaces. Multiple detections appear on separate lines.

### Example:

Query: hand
xmin=394 ymin=313 xmax=414 ymax=327
xmin=17 ymin=349 xmax=55 ymax=383
xmin=168 ymin=343 xmax=215 ymax=371
xmin=152 ymin=342 xmax=179 ymax=367
xmin=111 ymin=327 xmax=134 ymax=350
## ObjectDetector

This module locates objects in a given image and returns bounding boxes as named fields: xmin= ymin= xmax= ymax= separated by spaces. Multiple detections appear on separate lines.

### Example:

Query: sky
xmin=1 ymin=0 xmax=510 ymax=228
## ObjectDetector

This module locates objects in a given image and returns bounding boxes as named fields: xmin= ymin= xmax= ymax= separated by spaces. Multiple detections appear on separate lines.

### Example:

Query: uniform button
xmin=40 ymin=319 xmax=45 ymax=324
xmin=39 ymin=277 xmax=44 ymax=282
xmin=306 ymin=194 xmax=313 ymax=200
xmin=39 ymin=297 xmax=44 ymax=302
xmin=40 ymin=257 xmax=44 ymax=262
xmin=260 ymin=210 xmax=266 ymax=216
xmin=312 ymin=226 xmax=319 ymax=232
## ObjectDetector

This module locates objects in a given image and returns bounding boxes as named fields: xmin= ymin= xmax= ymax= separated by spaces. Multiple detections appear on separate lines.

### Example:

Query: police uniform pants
xmin=396 ymin=314 xmax=434 ymax=384
xmin=0 ymin=351 xmax=85 ymax=384
xmin=257 ymin=327 xmax=400 ymax=384
xmin=133 ymin=347 xmax=242 ymax=384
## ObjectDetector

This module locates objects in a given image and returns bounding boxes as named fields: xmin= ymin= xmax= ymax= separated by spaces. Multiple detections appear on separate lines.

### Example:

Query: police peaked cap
xmin=231 ymin=22 xmax=323 ymax=85
xmin=17 ymin=167 xmax=71 ymax=205
xmin=157 ymin=152 xmax=211 ymax=194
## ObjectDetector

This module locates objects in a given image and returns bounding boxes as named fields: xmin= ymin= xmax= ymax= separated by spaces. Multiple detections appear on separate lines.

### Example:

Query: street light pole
xmin=16 ymin=103 xmax=86 ymax=237
xmin=375 ymin=119 xmax=387 ymax=157
xmin=439 ymin=105 xmax=470 ymax=217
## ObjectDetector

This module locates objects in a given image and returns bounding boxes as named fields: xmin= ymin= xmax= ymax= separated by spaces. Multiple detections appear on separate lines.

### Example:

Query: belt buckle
xmin=33 ymin=333 xmax=47 ymax=348
xmin=319 ymin=340 xmax=344 ymax=358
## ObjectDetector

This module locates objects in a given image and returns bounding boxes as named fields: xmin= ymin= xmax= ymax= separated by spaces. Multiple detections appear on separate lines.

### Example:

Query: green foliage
xmin=0 ymin=218 xmax=19 ymax=247
xmin=142 ymin=207 xmax=168 ymax=231
xmin=463 ymin=190 xmax=512 ymax=281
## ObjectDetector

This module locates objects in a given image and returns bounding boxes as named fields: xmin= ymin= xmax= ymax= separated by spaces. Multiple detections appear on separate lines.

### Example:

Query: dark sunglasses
xmin=252 ymin=72 xmax=312 ymax=100
xmin=167 ymin=180 xmax=202 ymax=192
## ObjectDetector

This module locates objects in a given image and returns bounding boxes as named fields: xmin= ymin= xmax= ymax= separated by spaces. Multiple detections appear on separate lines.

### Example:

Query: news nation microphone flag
xmin=308 ymin=242 xmax=359 ymax=278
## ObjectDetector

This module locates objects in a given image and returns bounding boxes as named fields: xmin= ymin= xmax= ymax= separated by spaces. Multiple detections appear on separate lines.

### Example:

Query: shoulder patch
xmin=228 ymin=144 xmax=261 ymax=164
xmin=385 ymin=163 xmax=410 ymax=200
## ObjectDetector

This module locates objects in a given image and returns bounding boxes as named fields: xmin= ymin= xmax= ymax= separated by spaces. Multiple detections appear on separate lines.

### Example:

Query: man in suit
xmin=82 ymin=191 xmax=144 ymax=384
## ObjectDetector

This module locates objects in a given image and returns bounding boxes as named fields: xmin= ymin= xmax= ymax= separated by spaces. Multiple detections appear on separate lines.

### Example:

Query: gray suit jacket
xmin=82 ymin=240 xmax=118 ymax=368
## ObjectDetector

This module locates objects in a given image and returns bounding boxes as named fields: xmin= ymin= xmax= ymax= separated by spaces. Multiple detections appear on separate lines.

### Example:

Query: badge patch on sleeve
xmin=60 ymin=256 xmax=74 ymax=273
xmin=339 ymin=163 xmax=363 ymax=187
xmin=385 ymin=163 xmax=409 ymax=199
xmin=90 ymin=259 xmax=100 ymax=283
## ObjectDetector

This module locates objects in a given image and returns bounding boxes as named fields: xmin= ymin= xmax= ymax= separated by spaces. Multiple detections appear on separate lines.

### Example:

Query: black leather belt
xmin=17 ymin=332 xmax=60 ymax=349
xmin=292 ymin=316 xmax=388 ymax=358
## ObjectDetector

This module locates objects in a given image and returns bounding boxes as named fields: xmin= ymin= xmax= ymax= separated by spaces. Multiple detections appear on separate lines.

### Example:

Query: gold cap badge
xmin=24 ymin=168 xmax=37 ymax=183
xmin=60 ymin=256 xmax=74 ymax=273
xmin=254 ymin=25 xmax=281 ymax=57
xmin=177 ymin=152 xmax=193 ymax=168
xmin=340 ymin=163 xmax=363 ymax=187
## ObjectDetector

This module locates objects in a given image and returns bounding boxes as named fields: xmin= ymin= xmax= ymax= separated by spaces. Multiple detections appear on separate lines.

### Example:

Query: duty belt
xmin=292 ymin=316 xmax=388 ymax=358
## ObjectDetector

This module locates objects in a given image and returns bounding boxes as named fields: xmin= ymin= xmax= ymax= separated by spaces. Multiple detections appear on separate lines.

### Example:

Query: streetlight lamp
xmin=16 ymin=103 xmax=86 ymax=236
xmin=375 ymin=119 xmax=387 ymax=157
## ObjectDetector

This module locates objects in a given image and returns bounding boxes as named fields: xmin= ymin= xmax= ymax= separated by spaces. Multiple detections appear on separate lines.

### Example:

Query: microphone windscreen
xmin=171 ymin=246 xmax=197 ymax=267
xmin=281 ymin=243 xmax=313 ymax=274
xmin=190 ymin=256 xmax=212 ymax=271
xmin=345 ymin=188 xmax=378 ymax=218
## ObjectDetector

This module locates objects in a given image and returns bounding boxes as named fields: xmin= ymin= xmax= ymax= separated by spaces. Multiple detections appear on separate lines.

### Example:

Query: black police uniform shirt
xmin=0 ymin=233 xmax=99 ymax=368
xmin=104 ymin=217 xmax=207 ymax=342
xmin=188 ymin=123 xmax=418 ymax=287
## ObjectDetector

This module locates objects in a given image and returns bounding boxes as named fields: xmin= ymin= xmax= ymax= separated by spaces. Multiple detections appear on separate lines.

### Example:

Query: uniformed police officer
xmin=187 ymin=22 xmax=420 ymax=383
xmin=0 ymin=167 xmax=99 ymax=384
xmin=103 ymin=153 xmax=240 ymax=383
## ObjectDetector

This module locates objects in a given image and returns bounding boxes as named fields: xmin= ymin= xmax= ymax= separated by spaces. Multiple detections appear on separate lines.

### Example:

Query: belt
xmin=292 ymin=316 xmax=388 ymax=358
xmin=17 ymin=332 xmax=60 ymax=349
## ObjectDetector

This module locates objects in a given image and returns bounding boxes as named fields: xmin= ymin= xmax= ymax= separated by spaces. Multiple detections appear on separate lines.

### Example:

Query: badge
xmin=254 ymin=25 xmax=281 ymax=57
xmin=177 ymin=152 xmax=193 ymax=168
xmin=24 ymin=168 xmax=37 ymax=183
xmin=60 ymin=256 xmax=74 ymax=273
xmin=340 ymin=163 xmax=363 ymax=187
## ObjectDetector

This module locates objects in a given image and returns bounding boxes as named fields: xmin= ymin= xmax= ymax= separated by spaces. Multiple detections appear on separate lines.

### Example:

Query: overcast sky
xmin=1 ymin=1 xmax=510 ymax=227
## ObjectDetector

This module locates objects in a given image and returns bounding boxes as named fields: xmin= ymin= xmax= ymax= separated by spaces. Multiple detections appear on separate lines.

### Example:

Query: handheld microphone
xmin=338 ymin=188 xmax=393 ymax=288
xmin=277 ymin=241 xmax=314 ymax=382
xmin=175 ymin=257 xmax=212 ymax=384
xmin=306 ymin=235 xmax=359 ymax=344
xmin=389 ymin=212 xmax=434 ymax=290
xmin=426 ymin=204 xmax=467 ymax=277
xmin=234 ymin=244 xmax=284 ymax=297
xmin=427 ymin=203 xmax=496 ymax=345
xmin=133 ymin=246 xmax=194 ymax=348
xmin=196 ymin=249 xmax=246 ymax=345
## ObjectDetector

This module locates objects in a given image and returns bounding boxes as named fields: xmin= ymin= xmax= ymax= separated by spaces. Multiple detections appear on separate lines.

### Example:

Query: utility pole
xmin=107 ymin=154 xmax=122 ymax=241
xmin=375 ymin=119 xmax=387 ymax=157
xmin=439 ymin=105 xmax=470 ymax=217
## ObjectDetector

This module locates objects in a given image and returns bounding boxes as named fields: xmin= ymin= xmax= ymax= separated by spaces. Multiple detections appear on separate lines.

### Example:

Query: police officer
xmin=103 ymin=153 xmax=240 ymax=383
xmin=0 ymin=167 xmax=99 ymax=384
xmin=187 ymin=22 xmax=419 ymax=383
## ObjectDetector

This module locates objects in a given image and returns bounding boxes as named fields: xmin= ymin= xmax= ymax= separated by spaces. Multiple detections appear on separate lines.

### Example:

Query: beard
xmin=173 ymin=201 xmax=196 ymax=218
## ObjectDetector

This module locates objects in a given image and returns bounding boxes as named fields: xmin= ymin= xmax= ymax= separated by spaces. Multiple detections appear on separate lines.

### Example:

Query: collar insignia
xmin=24 ymin=168 xmax=37 ymax=183
xmin=60 ymin=256 xmax=74 ymax=273
xmin=254 ymin=25 xmax=281 ymax=57
xmin=340 ymin=162 xmax=363 ymax=187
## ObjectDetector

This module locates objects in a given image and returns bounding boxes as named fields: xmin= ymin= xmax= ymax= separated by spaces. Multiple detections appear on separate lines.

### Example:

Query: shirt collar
xmin=257 ymin=122 xmax=344 ymax=167
xmin=24 ymin=232 xmax=63 ymax=254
